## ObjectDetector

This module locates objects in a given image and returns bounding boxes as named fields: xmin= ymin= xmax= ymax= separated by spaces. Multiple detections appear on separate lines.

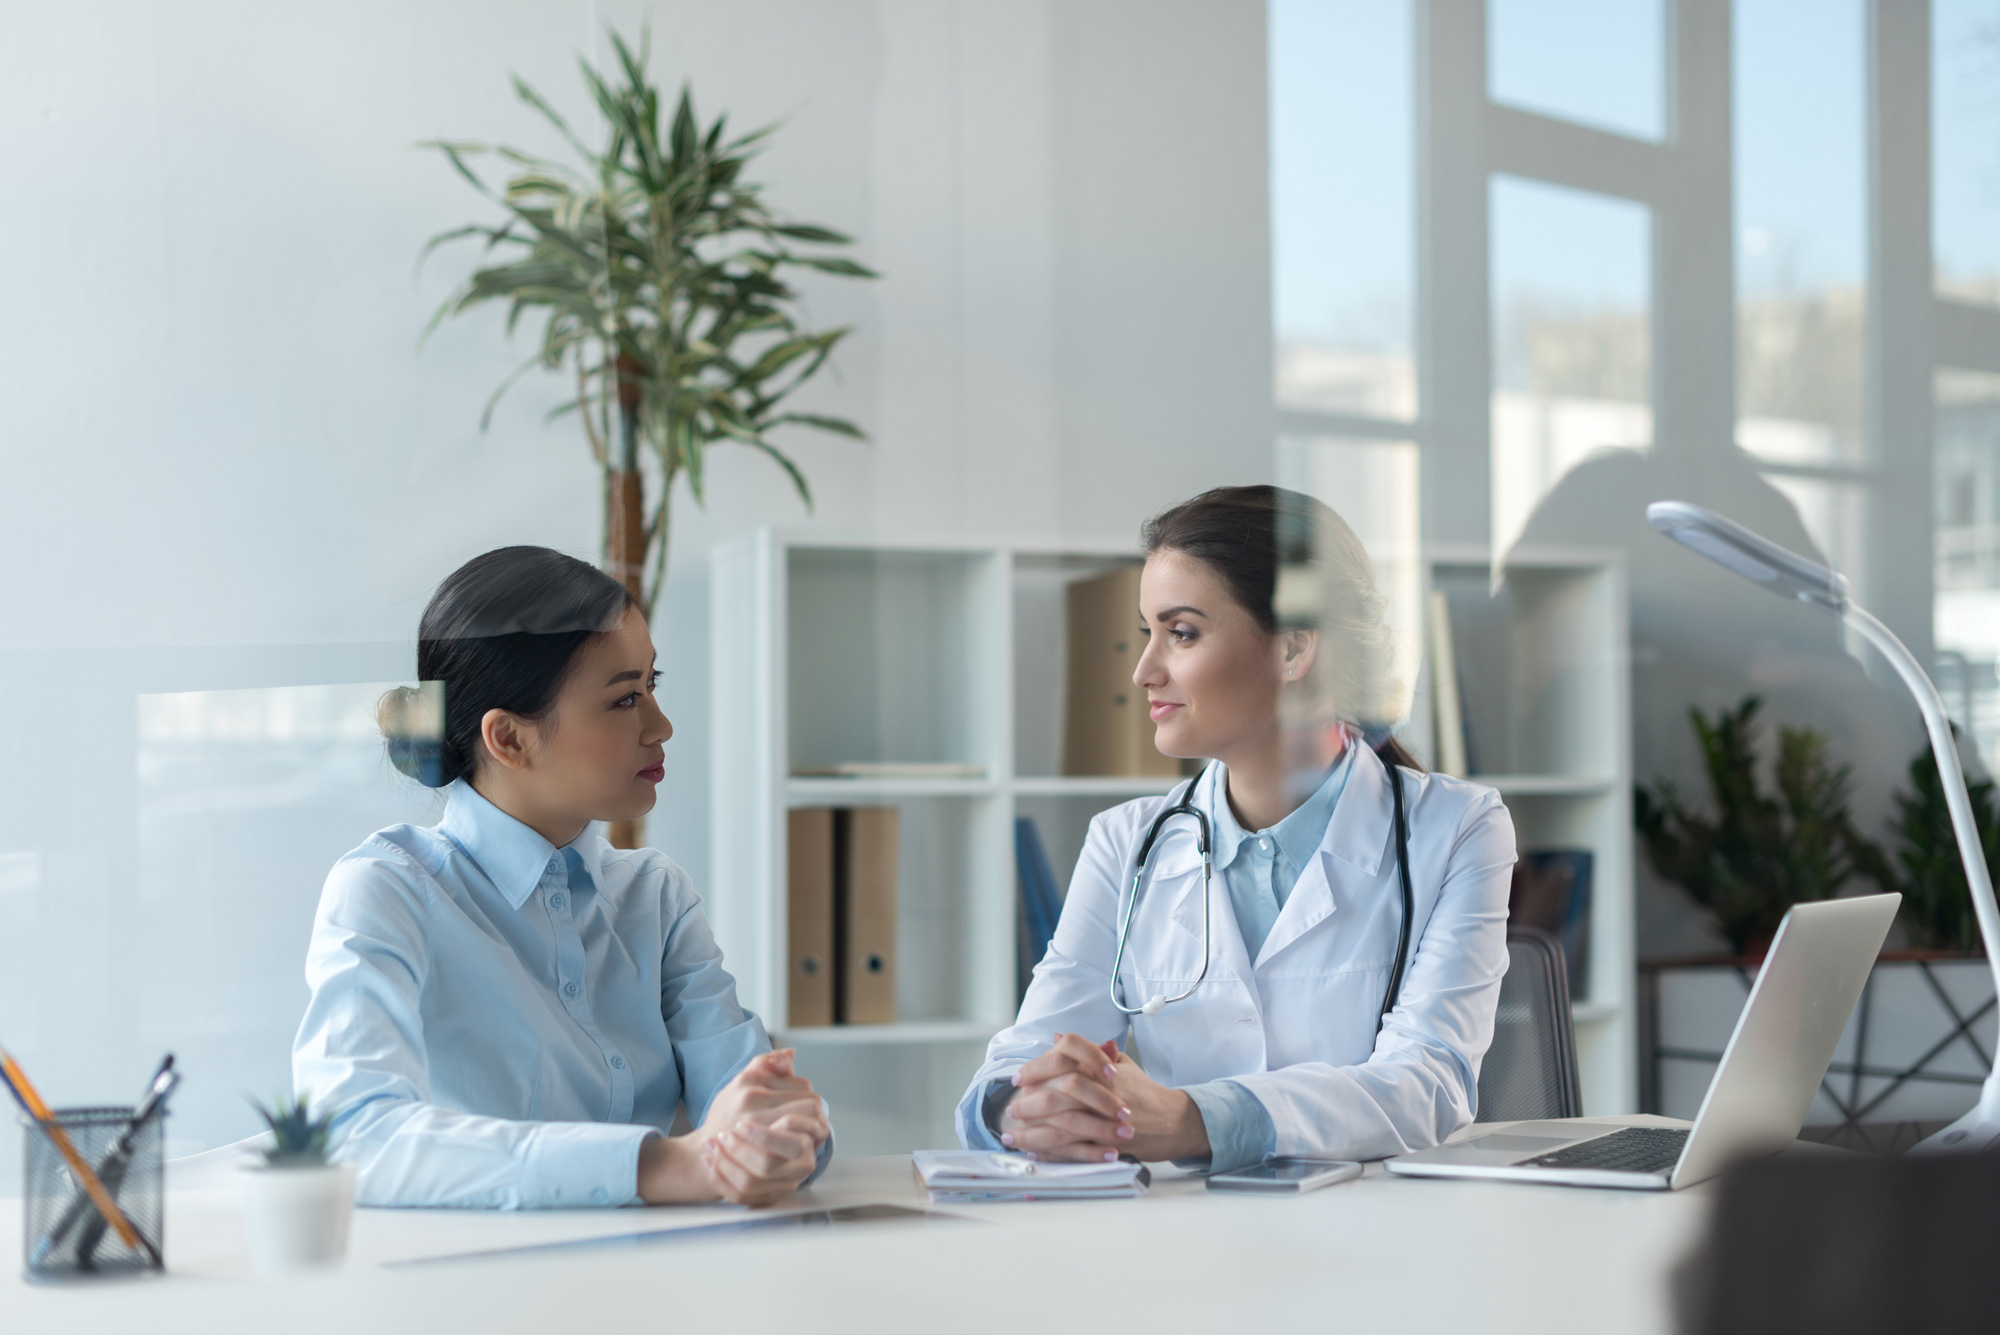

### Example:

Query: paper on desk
xmin=912 ymin=1150 xmax=1150 ymax=1200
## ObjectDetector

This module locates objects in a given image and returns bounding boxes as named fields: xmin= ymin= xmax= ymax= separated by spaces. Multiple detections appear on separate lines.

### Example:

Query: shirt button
xmin=591 ymin=1187 xmax=609 ymax=1204
xmin=610 ymin=1055 xmax=625 ymax=1069
xmin=549 ymin=893 xmax=566 ymax=910
xmin=1258 ymin=837 xmax=1273 ymax=853
xmin=563 ymin=981 xmax=580 ymax=998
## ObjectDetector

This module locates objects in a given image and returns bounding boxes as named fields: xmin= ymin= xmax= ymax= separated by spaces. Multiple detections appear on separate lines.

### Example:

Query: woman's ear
xmin=1280 ymin=629 xmax=1319 ymax=681
xmin=479 ymin=708 xmax=536 ymax=772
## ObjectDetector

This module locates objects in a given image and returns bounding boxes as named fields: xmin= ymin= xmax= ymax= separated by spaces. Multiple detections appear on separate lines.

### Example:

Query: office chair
xmin=1476 ymin=927 xmax=1584 ymax=1122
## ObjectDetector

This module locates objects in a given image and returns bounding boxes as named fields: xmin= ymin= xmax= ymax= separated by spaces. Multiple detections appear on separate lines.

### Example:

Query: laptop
xmin=1386 ymin=893 xmax=1900 ymax=1191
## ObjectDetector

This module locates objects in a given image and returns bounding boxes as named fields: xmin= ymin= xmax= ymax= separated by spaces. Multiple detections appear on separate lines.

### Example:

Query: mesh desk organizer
xmin=22 ymin=1106 xmax=165 ymax=1280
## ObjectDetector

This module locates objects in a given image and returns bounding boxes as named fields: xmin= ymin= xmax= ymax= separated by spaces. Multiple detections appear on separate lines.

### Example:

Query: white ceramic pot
xmin=236 ymin=1162 xmax=355 ymax=1275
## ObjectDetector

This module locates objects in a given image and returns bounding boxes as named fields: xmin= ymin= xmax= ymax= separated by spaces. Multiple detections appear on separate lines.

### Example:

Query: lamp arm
xmin=1841 ymin=606 xmax=2000 ymax=995
xmin=1844 ymin=605 xmax=2000 ymax=1154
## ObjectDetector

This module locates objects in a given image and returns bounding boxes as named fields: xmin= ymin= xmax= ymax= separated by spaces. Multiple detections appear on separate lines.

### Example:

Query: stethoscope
xmin=1107 ymin=743 xmax=1416 ymax=1034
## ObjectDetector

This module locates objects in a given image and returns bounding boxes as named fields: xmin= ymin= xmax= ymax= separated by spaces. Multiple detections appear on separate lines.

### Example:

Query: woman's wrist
xmin=635 ymin=1131 xmax=720 ymax=1204
xmin=1132 ymin=1089 xmax=1209 ymax=1162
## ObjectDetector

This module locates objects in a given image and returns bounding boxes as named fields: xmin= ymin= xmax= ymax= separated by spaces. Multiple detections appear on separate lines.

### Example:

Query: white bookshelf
xmin=1407 ymin=545 xmax=1636 ymax=1116
xmin=711 ymin=531 xmax=1158 ymax=1152
xmin=711 ymin=532 xmax=1637 ymax=1150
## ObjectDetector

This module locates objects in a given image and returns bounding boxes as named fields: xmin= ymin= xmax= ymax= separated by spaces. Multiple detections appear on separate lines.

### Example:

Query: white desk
xmin=3 ymin=1117 xmax=1720 ymax=1334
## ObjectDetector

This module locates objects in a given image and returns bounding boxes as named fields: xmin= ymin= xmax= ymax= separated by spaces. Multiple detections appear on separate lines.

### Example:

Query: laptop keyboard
xmin=1522 ymin=1127 xmax=1690 ymax=1174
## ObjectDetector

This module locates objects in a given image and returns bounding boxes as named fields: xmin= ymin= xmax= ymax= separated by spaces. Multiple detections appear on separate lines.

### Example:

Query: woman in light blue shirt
xmin=294 ymin=546 xmax=829 ymax=1209
xmin=959 ymin=487 xmax=1516 ymax=1170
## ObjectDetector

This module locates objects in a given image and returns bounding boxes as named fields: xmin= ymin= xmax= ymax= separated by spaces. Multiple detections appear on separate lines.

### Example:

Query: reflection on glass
xmin=1734 ymin=0 xmax=1866 ymax=467
xmin=1761 ymin=474 xmax=1867 ymax=598
xmin=1488 ymin=0 xmax=1664 ymax=141
xmin=1490 ymin=176 xmax=1651 ymax=558
xmin=1934 ymin=0 xmax=2000 ymax=303
xmin=136 ymin=682 xmax=439 ymax=1156
xmin=1268 ymin=0 xmax=1414 ymax=418
xmin=1275 ymin=434 xmax=1423 ymax=734
xmin=1935 ymin=369 xmax=2000 ymax=767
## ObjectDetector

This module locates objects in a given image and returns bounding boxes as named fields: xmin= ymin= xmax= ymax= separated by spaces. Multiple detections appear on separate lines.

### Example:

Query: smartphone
xmin=1205 ymin=1158 xmax=1364 ymax=1194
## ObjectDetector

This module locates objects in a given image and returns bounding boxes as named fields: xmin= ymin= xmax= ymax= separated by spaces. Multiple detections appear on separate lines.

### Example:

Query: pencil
xmin=0 ymin=1046 xmax=153 ymax=1262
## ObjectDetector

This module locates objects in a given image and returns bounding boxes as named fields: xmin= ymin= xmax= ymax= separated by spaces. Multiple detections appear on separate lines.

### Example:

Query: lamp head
xmin=1646 ymin=501 xmax=1848 ymax=613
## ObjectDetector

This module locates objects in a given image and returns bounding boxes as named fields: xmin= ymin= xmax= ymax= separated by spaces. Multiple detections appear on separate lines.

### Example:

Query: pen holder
xmin=22 ymin=1106 xmax=164 ymax=1281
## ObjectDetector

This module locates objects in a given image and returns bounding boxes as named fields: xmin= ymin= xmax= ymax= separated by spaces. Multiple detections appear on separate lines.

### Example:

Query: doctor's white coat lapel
xmin=1252 ymin=743 xmax=1396 ymax=968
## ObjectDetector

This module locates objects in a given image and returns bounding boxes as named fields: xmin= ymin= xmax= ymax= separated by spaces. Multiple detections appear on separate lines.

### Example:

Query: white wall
xmin=0 ymin=0 xmax=1270 ymax=1176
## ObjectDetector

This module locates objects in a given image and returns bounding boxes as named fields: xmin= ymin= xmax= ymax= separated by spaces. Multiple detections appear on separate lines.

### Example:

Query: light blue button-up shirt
xmin=973 ymin=749 xmax=1355 ymax=1173
xmin=293 ymin=780 xmax=811 ymax=1208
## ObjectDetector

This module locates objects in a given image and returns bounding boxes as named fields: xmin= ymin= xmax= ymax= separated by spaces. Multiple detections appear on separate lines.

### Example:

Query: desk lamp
xmin=1647 ymin=500 xmax=2000 ymax=1154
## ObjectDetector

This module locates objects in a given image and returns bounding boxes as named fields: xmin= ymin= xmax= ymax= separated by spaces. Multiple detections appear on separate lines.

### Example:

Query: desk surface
xmin=4 ymin=1117 xmax=1716 ymax=1335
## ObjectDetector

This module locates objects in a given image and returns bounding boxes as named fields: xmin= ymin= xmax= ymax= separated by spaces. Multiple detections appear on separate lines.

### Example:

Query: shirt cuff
xmin=802 ymin=1100 xmax=835 ymax=1186
xmin=967 ymin=1078 xmax=1015 ymax=1152
xmin=520 ymin=1121 xmax=657 ymax=1208
xmin=1175 ymin=1080 xmax=1276 ymax=1175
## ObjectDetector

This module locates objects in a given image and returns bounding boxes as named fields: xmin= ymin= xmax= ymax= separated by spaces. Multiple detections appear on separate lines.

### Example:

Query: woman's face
xmin=482 ymin=604 xmax=673 ymax=827
xmin=1134 ymin=549 xmax=1295 ymax=762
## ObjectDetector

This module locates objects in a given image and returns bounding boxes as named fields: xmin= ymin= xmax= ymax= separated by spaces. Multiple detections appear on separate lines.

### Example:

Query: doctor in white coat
xmin=957 ymin=486 xmax=1517 ymax=1170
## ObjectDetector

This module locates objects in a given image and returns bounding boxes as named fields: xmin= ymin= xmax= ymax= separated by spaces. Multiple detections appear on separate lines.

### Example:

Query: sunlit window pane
xmin=1489 ymin=0 xmax=1664 ymax=141
xmin=1934 ymin=0 xmax=2000 ymax=303
xmin=1490 ymin=176 xmax=1652 ymax=557
xmin=1734 ymin=0 xmax=1866 ymax=467
xmin=1936 ymin=369 xmax=2000 ymax=767
xmin=1269 ymin=0 xmax=1415 ymax=419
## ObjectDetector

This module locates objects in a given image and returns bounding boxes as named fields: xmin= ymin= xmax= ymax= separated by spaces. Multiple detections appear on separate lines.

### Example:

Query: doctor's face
xmin=1133 ymin=549 xmax=1286 ymax=762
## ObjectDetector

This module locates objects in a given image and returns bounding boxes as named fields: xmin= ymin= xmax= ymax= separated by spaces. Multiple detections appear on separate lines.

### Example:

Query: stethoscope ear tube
xmin=1376 ymin=761 xmax=1413 ymax=1034
xmin=1109 ymin=766 xmax=1212 ymax=1016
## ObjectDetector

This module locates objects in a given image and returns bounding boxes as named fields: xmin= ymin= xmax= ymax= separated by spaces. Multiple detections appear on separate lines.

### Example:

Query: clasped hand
xmin=996 ymin=1032 xmax=1208 ymax=1163
xmin=638 ymin=1048 xmax=828 ymax=1206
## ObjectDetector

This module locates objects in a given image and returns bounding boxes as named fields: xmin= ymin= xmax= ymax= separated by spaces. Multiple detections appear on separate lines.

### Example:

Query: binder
xmin=836 ymin=807 xmax=899 ymax=1025
xmin=1015 ymin=817 xmax=1062 ymax=1001
xmin=1508 ymin=849 xmax=1593 ymax=998
xmin=1063 ymin=566 xmax=1180 ymax=777
xmin=786 ymin=808 xmax=836 ymax=1027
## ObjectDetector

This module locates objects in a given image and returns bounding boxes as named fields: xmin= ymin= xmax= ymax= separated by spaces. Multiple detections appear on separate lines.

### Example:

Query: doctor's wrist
xmin=1132 ymin=1089 xmax=1209 ymax=1162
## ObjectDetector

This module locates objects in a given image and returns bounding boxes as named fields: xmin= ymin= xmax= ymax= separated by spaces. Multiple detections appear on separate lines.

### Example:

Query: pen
xmin=0 ymin=1045 xmax=154 ymax=1263
xmin=39 ymin=1058 xmax=178 ymax=1269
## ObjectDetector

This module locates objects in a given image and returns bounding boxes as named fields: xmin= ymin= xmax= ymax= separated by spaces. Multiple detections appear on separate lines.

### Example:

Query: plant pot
xmin=236 ymin=1162 xmax=355 ymax=1274
xmin=1642 ymin=952 xmax=1996 ymax=1126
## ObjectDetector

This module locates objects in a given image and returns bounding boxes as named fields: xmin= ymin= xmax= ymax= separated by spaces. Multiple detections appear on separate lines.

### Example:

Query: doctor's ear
xmin=1279 ymin=629 xmax=1318 ymax=681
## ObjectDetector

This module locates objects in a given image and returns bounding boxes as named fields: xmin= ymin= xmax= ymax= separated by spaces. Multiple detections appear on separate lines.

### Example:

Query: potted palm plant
xmin=422 ymin=26 xmax=875 ymax=843
xmin=236 ymin=1095 xmax=352 ymax=1275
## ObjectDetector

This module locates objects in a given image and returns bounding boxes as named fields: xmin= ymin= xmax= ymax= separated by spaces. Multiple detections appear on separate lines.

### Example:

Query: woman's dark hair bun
xmin=389 ymin=546 xmax=637 ymax=787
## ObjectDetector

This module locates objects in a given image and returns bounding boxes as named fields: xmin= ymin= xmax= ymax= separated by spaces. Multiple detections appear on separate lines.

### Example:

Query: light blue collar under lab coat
xmin=1208 ymin=745 xmax=1357 ymax=958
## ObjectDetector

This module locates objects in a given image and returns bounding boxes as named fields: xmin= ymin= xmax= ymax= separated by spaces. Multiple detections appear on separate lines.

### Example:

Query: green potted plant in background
xmin=1635 ymin=696 xmax=1881 ymax=955
xmin=421 ymin=25 xmax=875 ymax=845
xmin=236 ymin=1094 xmax=351 ymax=1275
xmin=1863 ymin=739 xmax=2000 ymax=951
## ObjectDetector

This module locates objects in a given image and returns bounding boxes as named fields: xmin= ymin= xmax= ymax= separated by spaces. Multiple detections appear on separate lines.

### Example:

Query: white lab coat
xmin=958 ymin=745 xmax=1517 ymax=1161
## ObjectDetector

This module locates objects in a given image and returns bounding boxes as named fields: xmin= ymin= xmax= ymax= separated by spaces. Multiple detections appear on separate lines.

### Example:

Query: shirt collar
xmin=437 ymin=779 xmax=574 ymax=911
xmin=1209 ymin=743 xmax=1356 ymax=874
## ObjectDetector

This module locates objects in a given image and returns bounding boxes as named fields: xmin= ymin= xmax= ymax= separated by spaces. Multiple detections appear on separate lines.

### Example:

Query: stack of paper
xmin=912 ymin=1150 xmax=1151 ymax=1202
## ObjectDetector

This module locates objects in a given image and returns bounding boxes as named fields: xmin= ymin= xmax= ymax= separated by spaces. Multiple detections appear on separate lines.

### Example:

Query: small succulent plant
xmin=249 ymin=1094 xmax=337 ymax=1169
